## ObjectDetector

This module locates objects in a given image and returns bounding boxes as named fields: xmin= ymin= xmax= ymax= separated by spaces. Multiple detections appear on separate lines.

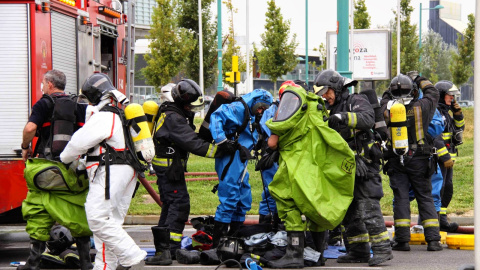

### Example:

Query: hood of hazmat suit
xmin=266 ymin=86 xmax=355 ymax=229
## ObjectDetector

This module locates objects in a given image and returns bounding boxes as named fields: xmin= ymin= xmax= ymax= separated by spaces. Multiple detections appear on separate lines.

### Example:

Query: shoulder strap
xmin=235 ymin=98 xmax=251 ymax=137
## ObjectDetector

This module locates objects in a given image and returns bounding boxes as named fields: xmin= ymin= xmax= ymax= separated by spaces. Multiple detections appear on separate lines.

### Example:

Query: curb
xmin=124 ymin=215 xmax=474 ymax=227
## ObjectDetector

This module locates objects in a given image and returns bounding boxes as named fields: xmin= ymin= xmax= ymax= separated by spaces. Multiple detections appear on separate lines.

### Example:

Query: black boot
xmin=268 ymin=231 xmax=305 ymax=269
xmin=328 ymin=225 xmax=343 ymax=246
xmin=212 ymin=221 xmax=229 ymax=248
xmin=145 ymin=226 xmax=172 ymax=265
xmin=311 ymin=231 xmax=327 ymax=266
xmin=369 ymin=239 xmax=393 ymax=266
xmin=17 ymin=238 xmax=46 ymax=270
xmin=228 ymin=221 xmax=243 ymax=236
xmin=176 ymin=249 xmax=200 ymax=264
xmin=336 ymin=242 xmax=370 ymax=263
xmin=391 ymin=241 xmax=410 ymax=251
xmin=439 ymin=213 xmax=459 ymax=233
xmin=427 ymin=241 xmax=443 ymax=251
xmin=76 ymin=236 xmax=93 ymax=270
xmin=272 ymin=213 xmax=284 ymax=232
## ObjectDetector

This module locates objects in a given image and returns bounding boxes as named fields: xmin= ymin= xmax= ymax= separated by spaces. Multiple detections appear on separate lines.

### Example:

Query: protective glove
xmin=328 ymin=113 xmax=347 ymax=129
xmin=255 ymin=147 xmax=279 ymax=171
xmin=218 ymin=139 xmax=238 ymax=154
xmin=451 ymin=101 xmax=462 ymax=115
xmin=355 ymin=155 xmax=369 ymax=179
xmin=444 ymin=158 xmax=454 ymax=169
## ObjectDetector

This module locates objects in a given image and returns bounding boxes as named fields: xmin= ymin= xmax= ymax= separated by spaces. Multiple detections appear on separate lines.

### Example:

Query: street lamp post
xmin=418 ymin=3 xmax=444 ymax=64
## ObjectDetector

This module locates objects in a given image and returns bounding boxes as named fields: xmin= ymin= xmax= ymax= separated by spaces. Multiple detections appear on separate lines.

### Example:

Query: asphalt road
xmin=0 ymin=224 xmax=475 ymax=270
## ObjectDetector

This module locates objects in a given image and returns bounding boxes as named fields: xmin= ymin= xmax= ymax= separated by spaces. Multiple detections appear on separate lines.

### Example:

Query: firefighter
xmin=434 ymin=80 xmax=464 ymax=232
xmin=209 ymin=89 xmax=273 ymax=248
xmin=19 ymin=69 xmax=92 ymax=270
xmin=60 ymin=73 xmax=147 ymax=270
xmin=146 ymin=79 xmax=228 ymax=265
xmin=257 ymin=81 xmax=298 ymax=228
xmin=314 ymin=69 xmax=393 ymax=266
xmin=265 ymin=84 xmax=355 ymax=268
xmin=381 ymin=73 xmax=443 ymax=252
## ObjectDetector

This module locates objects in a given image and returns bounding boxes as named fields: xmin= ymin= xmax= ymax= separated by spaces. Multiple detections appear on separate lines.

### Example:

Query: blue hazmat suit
xmin=210 ymin=89 xmax=273 ymax=223
xmin=258 ymin=103 xmax=279 ymax=216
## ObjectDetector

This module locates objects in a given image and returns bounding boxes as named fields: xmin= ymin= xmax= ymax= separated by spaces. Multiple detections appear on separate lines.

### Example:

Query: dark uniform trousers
xmin=387 ymin=156 xmax=441 ymax=242
xmin=342 ymin=163 xmax=390 ymax=254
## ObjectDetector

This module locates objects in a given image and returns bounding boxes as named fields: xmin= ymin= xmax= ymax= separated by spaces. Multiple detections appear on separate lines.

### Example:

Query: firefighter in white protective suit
xmin=60 ymin=73 xmax=147 ymax=270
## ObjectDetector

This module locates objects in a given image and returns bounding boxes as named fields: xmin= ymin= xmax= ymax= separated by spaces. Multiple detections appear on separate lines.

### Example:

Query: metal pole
xmin=337 ymin=0 xmax=352 ymax=79
xmin=349 ymin=0 xmax=354 ymax=91
xmin=419 ymin=2 xmax=422 ymax=64
xmin=217 ymin=0 xmax=223 ymax=92
xmin=305 ymin=0 xmax=308 ymax=84
xmin=198 ymin=0 xmax=204 ymax=117
xmin=397 ymin=0 xmax=401 ymax=75
xmin=473 ymin=1 xmax=480 ymax=267
xmin=246 ymin=0 xmax=250 ymax=93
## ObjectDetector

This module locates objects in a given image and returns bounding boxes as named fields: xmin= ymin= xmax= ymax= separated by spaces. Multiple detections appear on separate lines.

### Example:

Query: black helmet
xmin=46 ymin=225 xmax=75 ymax=255
xmin=172 ymin=79 xmax=204 ymax=109
xmin=81 ymin=73 xmax=115 ymax=105
xmin=389 ymin=74 xmax=415 ymax=98
xmin=435 ymin=80 xmax=460 ymax=102
xmin=313 ymin=69 xmax=357 ymax=102
xmin=216 ymin=237 xmax=245 ymax=266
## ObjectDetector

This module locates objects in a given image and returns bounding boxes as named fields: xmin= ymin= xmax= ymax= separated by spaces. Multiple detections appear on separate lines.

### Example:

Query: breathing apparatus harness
xmin=86 ymin=105 xmax=146 ymax=199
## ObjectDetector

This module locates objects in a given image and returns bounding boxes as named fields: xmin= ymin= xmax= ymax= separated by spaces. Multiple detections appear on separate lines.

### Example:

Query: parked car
xmin=457 ymin=100 xmax=474 ymax=108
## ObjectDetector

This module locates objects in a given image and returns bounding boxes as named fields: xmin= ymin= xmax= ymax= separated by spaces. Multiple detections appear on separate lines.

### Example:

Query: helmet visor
xmin=313 ymin=85 xmax=329 ymax=96
xmin=190 ymin=96 xmax=205 ymax=112
xmin=446 ymin=84 xmax=460 ymax=96
xmin=273 ymin=91 xmax=302 ymax=122
xmin=391 ymin=87 xmax=412 ymax=98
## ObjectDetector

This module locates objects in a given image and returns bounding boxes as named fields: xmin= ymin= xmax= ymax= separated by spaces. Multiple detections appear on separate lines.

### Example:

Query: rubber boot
xmin=268 ymin=231 xmax=305 ymax=269
xmin=311 ymin=231 xmax=327 ymax=266
xmin=327 ymin=225 xmax=343 ymax=246
xmin=17 ymin=238 xmax=46 ymax=270
xmin=169 ymin=239 xmax=181 ymax=260
xmin=145 ymin=226 xmax=172 ymax=265
xmin=76 ymin=236 xmax=93 ymax=270
xmin=212 ymin=221 xmax=229 ymax=248
xmin=228 ymin=221 xmax=243 ymax=236
xmin=427 ymin=241 xmax=443 ymax=251
xmin=439 ymin=213 xmax=459 ymax=233
xmin=336 ymin=242 xmax=370 ymax=263
xmin=369 ymin=239 xmax=393 ymax=266
xmin=176 ymin=249 xmax=200 ymax=264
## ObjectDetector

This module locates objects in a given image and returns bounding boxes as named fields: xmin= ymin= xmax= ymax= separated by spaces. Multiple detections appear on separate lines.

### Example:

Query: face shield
xmin=273 ymin=91 xmax=302 ymax=122
xmin=313 ymin=85 xmax=329 ymax=96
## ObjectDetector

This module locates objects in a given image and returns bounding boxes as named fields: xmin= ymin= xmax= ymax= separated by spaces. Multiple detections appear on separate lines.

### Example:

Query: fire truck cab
xmin=0 ymin=0 xmax=134 ymax=222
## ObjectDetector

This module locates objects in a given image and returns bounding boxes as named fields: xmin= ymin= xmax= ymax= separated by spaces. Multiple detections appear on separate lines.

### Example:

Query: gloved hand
xmin=218 ymin=139 xmax=238 ymax=154
xmin=451 ymin=101 xmax=462 ymax=115
xmin=406 ymin=71 xmax=419 ymax=81
xmin=255 ymin=147 xmax=279 ymax=171
xmin=328 ymin=113 xmax=347 ymax=129
xmin=444 ymin=158 xmax=454 ymax=169
xmin=355 ymin=155 xmax=369 ymax=179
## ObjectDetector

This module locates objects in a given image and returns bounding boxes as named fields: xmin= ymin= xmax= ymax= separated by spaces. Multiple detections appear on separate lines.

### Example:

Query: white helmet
xmin=161 ymin=83 xmax=176 ymax=102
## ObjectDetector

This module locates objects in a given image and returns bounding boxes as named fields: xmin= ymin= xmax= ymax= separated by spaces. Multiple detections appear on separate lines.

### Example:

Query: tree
xmin=450 ymin=13 xmax=475 ymax=86
xmin=222 ymin=0 xmax=246 ymax=88
xmin=178 ymin=0 xmax=218 ymax=90
xmin=354 ymin=0 xmax=371 ymax=29
xmin=312 ymin=42 xmax=327 ymax=71
xmin=391 ymin=0 xmax=420 ymax=76
xmin=420 ymin=30 xmax=454 ymax=83
xmin=256 ymin=0 xmax=298 ymax=96
xmin=142 ymin=0 xmax=195 ymax=88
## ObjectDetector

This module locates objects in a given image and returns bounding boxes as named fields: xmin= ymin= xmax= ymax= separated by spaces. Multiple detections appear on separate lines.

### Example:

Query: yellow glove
xmin=444 ymin=158 xmax=454 ymax=169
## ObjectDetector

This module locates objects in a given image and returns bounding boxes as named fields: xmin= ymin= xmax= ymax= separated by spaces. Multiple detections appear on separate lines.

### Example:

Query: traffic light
xmin=225 ymin=71 xmax=235 ymax=83
xmin=232 ymin=56 xmax=239 ymax=72
xmin=235 ymin=71 xmax=240 ymax=82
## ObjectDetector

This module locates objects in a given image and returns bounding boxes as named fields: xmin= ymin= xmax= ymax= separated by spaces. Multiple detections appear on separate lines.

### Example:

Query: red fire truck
xmin=0 ymin=0 xmax=135 ymax=222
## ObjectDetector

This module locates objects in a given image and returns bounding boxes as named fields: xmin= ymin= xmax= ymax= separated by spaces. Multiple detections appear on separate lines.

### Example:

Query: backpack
xmin=36 ymin=94 xmax=81 ymax=161
xmin=428 ymin=108 xmax=445 ymax=139
xmin=198 ymin=90 xmax=250 ymax=142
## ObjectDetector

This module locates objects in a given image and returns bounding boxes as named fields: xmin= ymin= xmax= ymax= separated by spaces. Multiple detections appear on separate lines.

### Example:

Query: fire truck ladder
xmin=125 ymin=0 xmax=136 ymax=98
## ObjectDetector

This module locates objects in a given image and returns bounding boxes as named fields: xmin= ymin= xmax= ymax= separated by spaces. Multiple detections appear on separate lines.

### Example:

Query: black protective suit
xmin=152 ymin=102 xmax=225 ymax=256
xmin=381 ymin=78 xmax=441 ymax=245
xmin=328 ymin=90 xmax=392 ymax=265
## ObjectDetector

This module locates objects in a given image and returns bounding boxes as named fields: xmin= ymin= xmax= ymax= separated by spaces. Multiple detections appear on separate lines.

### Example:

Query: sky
xmin=213 ymin=0 xmax=476 ymax=56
